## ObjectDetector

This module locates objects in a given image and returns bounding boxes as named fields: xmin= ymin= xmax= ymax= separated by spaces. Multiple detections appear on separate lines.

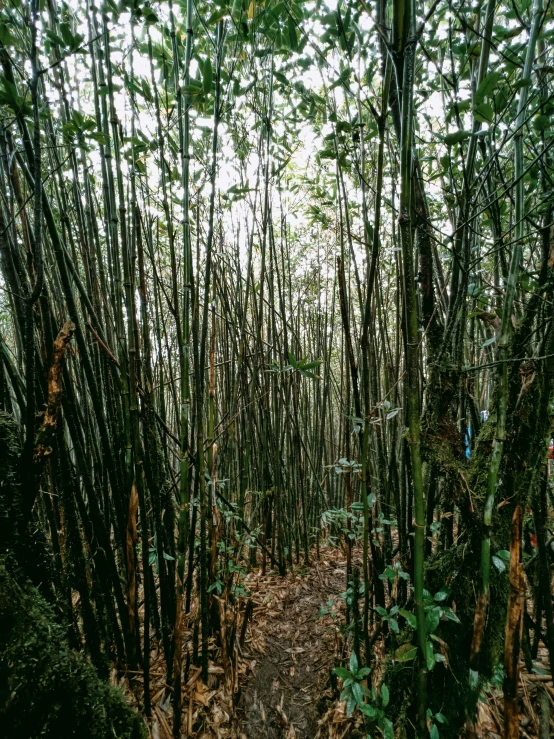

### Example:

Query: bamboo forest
xmin=2 ymin=0 xmax=554 ymax=736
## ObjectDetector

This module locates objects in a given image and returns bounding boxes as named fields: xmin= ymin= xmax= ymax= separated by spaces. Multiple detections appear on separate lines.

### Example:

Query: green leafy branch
xmin=333 ymin=653 xmax=394 ymax=738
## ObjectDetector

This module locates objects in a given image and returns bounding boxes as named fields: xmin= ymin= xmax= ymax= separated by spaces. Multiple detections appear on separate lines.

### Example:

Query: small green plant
xmin=375 ymin=605 xmax=400 ymax=634
xmin=321 ymin=507 xmax=364 ymax=546
xmin=426 ymin=708 xmax=448 ymax=738
xmin=318 ymin=597 xmax=336 ymax=619
xmin=379 ymin=560 xmax=410 ymax=583
xmin=393 ymin=587 xmax=461 ymax=667
xmin=333 ymin=653 xmax=393 ymax=738
xmin=148 ymin=535 xmax=175 ymax=572
xmin=341 ymin=577 xmax=365 ymax=607
xmin=333 ymin=652 xmax=370 ymax=716
xmin=211 ymin=546 xmax=250 ymax=598
xmin=267 ymin=352 xmax=322 ymax=379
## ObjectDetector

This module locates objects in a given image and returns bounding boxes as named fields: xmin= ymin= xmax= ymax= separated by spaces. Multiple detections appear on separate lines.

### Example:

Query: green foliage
xmin=0 ymin=560 xmax=146 ymax=739
xmin=148 ymin=533 xmax=176 ymax=571
xmin=379 ymin=561 xmax=410 ymax=583
xmin=375 ymin=605 xmax=400 ymax=634
xmin=427 ymin=708 xmax=448 ymax=738
xmin=0 ymin=412 xmax=21 ymax=549
xmin=45 ymin=23 xmax=85 ymax=54
xmin=0 ymin=75 xmax=31 ymax=115
xmin=0 ymin=0 xmax=551 ymax=735
xmin=286 ymin=352 xmax=323 ymax=379
xmin=387 ymin=543 xmax=507 ymax=737
xmin=321 ymin=506 xmax=364 ymax=546
xmin=265 ymin=352 xmax=323 ymax=379
xmin=333 ymin=653 xmax=393 ymax=737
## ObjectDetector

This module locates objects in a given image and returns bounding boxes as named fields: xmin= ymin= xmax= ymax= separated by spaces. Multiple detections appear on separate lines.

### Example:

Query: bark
xmin=502 ymin=505 xmax=524 ymax=739
xmin=26 ymin=321 xmax=75 ymax=523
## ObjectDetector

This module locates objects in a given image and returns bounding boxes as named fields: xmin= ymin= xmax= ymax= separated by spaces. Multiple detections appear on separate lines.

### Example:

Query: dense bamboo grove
xmin=0 ymin=0 xmax=553 ymax=736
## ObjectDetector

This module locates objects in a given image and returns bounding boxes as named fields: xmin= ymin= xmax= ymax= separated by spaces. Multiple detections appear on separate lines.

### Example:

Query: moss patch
xmin=0 ymin=559 xmax=146 ymax=739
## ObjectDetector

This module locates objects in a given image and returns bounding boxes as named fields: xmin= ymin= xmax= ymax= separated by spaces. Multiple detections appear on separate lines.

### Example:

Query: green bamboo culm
xmin=392 ymin=0 xmax=427 ymax=731
xmin=0 ymin=1 xmax=553 ymax=738
xmin=469 ymin=0 xmax=545 ymax=676
xmin=172 ymin=0 xmax=194 ymax=731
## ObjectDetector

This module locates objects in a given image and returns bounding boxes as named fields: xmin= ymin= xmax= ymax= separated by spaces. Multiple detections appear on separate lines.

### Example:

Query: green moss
xmin=467 ymin=414 xmax=495 ymax=506
xmin=0 ymin=412 xmax=57 ymax=593
xmin=0 ymin=411 xmax=22 ymax=548
xmin=0 ymin=559 xmax=146 ymax=739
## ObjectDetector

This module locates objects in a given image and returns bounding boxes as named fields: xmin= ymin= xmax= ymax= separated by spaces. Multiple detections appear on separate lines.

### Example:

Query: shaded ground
xmin=128 ymin=546 xmax=554 ymax=739
xmin=236 ymin=552 xmax=554 ymax=739
xmin=473 ymin=644 xmax=554 ymax=739
xmin=238 ymin=551 xmax=351 ymax=738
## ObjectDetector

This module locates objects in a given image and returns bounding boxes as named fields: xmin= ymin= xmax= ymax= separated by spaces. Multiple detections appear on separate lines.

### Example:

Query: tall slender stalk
xmin=393 ymin=0 xmax=427 ymax=729
xmin=470 ymin=0 xmax=544 ymax=671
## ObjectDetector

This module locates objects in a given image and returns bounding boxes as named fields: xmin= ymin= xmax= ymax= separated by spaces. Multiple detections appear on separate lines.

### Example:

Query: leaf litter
xmin=123 ymin=545 xmax=553 ymax=739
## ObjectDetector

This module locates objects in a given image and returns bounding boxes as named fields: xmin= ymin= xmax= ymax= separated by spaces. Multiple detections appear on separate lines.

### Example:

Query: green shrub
xmin=0 ymin=560 xmax=146 ymax=739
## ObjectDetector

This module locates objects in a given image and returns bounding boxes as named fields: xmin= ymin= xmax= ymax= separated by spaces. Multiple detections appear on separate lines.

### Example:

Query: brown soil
xmin=237 ymin=552 xmax=350 ymax=738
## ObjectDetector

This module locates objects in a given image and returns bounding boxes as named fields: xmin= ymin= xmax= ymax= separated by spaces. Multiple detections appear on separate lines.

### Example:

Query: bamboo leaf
xmin=473 ymin=102 xmax=494 ymax=123
xmin=443 ymin=130 xmax=472 ymax=146
xmin=395 ymin=643 xmax=417 ymax=662
xmin=425 ymin=607 xmax=440 ymax=634
xmin=426 ymin=641 xmax=436 ymax=671
xmin=399 ymin=609 xmax=417 ymax=629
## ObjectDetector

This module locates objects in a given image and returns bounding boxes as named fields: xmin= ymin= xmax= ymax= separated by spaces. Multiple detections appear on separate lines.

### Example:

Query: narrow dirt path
xmin=238 ymin=550 xmax=350 ymax=738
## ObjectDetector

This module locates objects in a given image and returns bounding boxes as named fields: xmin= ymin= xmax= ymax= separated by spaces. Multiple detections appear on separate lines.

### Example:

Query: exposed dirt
xmin=238 ymin=551 xmax=351 ymax=738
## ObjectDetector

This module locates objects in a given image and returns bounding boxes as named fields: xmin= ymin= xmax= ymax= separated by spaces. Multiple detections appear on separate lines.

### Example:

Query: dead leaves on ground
xmin=126 ymin=545 xmax=551 ymax=739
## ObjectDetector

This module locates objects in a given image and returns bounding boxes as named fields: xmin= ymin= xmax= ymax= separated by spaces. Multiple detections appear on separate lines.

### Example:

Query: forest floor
xmin=136 ymin=546 xmax=553 ymax=739
xmin=237 ymin=546 xmax=352 ymax=739
xmin=139 ymin=545 xmax=353 ymax=739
